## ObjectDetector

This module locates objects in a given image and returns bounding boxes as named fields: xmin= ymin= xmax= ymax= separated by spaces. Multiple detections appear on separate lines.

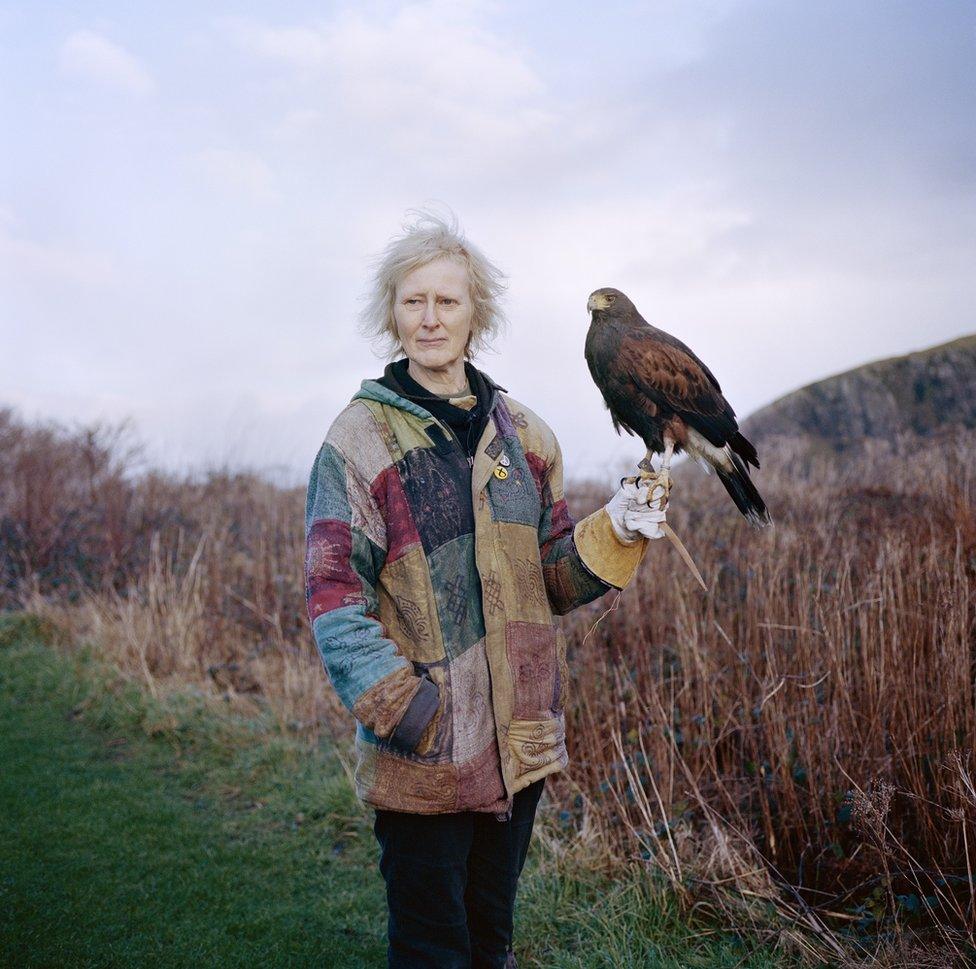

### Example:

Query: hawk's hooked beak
xmin=587 ymin=292 xmax=610 ymax=313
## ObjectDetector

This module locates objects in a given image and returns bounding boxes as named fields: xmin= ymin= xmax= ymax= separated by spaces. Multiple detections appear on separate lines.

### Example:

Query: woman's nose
xmin=422 ymin=299 xmax=438 ymax=326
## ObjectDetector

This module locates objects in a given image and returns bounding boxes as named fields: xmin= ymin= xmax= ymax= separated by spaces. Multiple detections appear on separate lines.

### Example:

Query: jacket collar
xmin=353 ymin=361 xmax=507 ymax=421
xmin=354 ymin=363 xmax=510 ymax=492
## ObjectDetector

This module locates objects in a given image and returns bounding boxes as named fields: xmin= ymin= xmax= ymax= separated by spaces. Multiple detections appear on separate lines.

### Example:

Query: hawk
xmin=585 ymin=287 xmax=771 ymax=527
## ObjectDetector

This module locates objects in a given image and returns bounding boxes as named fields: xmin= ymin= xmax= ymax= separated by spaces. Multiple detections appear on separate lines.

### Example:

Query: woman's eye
xmin=405 ymin=298 xmax=422 ymax=305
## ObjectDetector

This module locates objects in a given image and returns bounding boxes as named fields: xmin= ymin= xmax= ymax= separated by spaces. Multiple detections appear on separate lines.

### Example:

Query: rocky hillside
xmin=741 ymin=334 xmax=976 ymax=450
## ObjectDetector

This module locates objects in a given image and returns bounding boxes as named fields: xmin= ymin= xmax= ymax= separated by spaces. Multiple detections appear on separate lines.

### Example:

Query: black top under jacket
xmin=376 ymin=359 xmax=507 ymax=465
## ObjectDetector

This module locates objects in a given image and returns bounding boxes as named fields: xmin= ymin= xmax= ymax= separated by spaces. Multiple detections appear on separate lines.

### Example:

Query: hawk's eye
xmin=606 ymin=294 xmax=616 ymax=303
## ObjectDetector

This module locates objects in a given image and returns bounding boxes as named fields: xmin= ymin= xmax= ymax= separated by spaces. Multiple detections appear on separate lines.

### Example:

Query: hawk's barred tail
xmin=717 ymin=453 xmax=772 ymax=528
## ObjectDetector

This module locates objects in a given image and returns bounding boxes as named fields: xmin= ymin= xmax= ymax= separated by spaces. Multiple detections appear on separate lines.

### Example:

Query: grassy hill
xmin=741 ymin=334 xmax=976 ymax=450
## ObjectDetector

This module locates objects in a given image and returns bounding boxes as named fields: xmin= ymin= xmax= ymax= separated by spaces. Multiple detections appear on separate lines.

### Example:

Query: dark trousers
xmin=372 ymin=778 xmax=545 ymax=969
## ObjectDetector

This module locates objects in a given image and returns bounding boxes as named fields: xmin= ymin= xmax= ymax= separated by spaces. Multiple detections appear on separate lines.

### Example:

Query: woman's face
xmin=393 ymin=257 xmax=473 ymax=372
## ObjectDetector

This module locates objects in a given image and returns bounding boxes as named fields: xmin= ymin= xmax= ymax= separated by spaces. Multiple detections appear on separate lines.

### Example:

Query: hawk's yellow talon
xmin=634 ymin=467 xmax=671 ymax=509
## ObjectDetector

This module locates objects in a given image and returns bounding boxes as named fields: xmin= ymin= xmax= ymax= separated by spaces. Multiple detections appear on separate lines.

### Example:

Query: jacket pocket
xmin=507 ymin=716 xmax=566 ymax=777
xmin=412 ymin=665 xmax=452 ymax=760
xmin=413 ymin=685 xmax=443 ymax=757
xmin=386 ymin=671 xmax=444 ymax=757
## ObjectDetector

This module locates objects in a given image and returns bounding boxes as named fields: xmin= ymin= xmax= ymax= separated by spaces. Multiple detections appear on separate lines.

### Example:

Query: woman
xmin=304 ymin=210 xmax=667 ymax=968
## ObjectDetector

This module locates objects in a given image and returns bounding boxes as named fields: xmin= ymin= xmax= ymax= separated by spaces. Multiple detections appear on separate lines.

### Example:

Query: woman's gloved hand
xmin=604 ymin=478 xmax=668 ymax=543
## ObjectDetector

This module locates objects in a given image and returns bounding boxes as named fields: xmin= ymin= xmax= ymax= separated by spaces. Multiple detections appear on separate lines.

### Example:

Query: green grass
xmin=0 ymin=613 xmax=789 ymax=968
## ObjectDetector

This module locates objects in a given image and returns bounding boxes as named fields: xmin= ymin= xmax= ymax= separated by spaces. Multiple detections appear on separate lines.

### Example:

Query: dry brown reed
xmin=2 ymin=403 xmax=974 ymax=963
xmin=1 ymin=405 xmax=345 ymax=733
xmin=558 ymin=427 xmax=976 ymax=962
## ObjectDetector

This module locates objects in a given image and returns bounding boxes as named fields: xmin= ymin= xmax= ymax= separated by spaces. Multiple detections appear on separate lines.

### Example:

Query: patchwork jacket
xmin=304 ymin=371 xmax=649 ymax=814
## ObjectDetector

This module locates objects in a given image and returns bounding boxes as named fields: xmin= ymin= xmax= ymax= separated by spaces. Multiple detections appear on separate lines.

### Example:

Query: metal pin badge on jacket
xmin=498 ymin=453 xmax=510 ymax=467
xmin=494 ymin=466 xmax=509 ymax=480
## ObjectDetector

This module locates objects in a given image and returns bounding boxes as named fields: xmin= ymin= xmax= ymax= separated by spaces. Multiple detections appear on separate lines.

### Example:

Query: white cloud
xmin=59 ymin=29 xmax=156 ymax=95
xmin=0 ymin=229 xmax=115 ymax=289
xmin=272 ymin=107 xmax=325 ymax=142
xmin=225 ymin=2 xmax=553 ymax=173
xmin=228 ymin=21 xmax=330 ymax=72
xmin=194 ymin=148 xmax=278 ymax=202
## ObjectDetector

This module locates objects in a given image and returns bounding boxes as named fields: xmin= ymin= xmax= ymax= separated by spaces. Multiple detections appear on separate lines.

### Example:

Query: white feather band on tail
xmin=685 ymin=428 xmax=733 ymax=471
xmin=685 ymin=428 xmax=772 ymax=527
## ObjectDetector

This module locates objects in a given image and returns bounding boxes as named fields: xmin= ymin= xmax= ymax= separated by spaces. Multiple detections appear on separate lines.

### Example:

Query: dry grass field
xmin=2 ymin=403 xmax=974 ymax=963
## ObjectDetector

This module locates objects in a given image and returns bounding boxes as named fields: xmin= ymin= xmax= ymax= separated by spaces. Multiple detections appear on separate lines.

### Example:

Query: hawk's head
xmin=587 ymin=287 xmax=633 ymax=319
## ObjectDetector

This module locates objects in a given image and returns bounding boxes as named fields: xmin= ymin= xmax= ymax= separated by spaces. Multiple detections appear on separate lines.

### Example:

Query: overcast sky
xmin=2 ymin=0 xmax=974 ymax=487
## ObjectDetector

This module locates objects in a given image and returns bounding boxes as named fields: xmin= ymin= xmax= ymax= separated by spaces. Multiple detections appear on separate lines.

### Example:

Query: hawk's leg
xmin=626 ymin=438 xmax=708 ymax=591
xmin=636 ymin=438 xmax=674 ymax=509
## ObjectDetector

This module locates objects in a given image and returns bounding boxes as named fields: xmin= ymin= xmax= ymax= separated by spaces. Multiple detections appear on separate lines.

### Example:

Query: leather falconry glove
xmin=604 ymin=479 xmax=668 ymax=543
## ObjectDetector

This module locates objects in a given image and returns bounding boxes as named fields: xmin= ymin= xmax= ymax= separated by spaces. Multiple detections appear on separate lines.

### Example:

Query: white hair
xmin=357 ymin=206 xmax=508 ymax=361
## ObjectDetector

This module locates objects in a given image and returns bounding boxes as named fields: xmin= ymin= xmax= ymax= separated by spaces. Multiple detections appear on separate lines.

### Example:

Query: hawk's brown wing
xmin=615 ymin=327 xmax=740 ymax=448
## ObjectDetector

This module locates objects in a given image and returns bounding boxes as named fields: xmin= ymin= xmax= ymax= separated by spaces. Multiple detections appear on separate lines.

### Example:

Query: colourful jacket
xmin=304 ymin=371 xmax=648 ymax=814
